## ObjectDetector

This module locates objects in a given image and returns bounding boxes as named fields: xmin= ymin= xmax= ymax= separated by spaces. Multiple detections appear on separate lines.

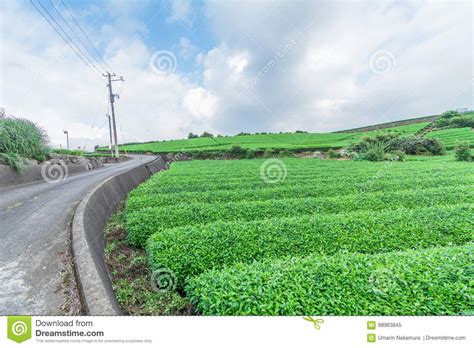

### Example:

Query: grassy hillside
xmin=112 ymin=122 xmax=430 ymax=154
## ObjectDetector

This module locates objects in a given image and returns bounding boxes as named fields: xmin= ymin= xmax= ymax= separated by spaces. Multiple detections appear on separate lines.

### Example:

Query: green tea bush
xmin=126 ymin=186 xmax=473 ymax=247
xmin=186 ymin=244 xmax=473 ymax=315
xmin=147 ymin=204 xmax=474 ymax=287
xmin=127 ymin=173 xmax=473 ymax=210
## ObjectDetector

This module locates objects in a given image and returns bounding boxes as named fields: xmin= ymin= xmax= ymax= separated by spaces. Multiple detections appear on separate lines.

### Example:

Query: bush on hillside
xmin=440 ymin=110 xmax=461 ymax=119
xmin=434 ymin=113 xmax=474 ymax=129
xmin=454 ymin=141 xmax=472 ymax=162
xmin=389 ymin=136 xmax=446 ymax=155
xmin=348 ymin=133 xmax=444 ymax=161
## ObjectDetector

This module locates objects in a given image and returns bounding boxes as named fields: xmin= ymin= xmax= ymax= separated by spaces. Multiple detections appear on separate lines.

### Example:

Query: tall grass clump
xmin=0 ymin=114 xmax=49 ymax=171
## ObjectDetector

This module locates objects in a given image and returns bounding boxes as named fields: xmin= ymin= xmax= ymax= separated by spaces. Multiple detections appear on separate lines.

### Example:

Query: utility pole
xmin=106 ymin=114 xmax=113 ymax=156
xmin=103 ymin=72 xmax=124 ymax=158
xmin=63 ymin=130 xmax=69 ymax=150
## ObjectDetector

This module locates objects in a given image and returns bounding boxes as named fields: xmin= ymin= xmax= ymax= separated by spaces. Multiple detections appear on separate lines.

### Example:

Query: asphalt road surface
xmin=0 ymin=155 xmax=155 ymax=315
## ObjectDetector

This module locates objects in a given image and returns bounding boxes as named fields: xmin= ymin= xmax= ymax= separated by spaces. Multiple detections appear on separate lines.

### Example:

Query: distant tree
xmin=188 ymin=132 xmax=198 ymax=139
xmin=200 ymin=131 xmax=214 ymax=138
xmin=441 ymin=110 xmax=461 ymax=119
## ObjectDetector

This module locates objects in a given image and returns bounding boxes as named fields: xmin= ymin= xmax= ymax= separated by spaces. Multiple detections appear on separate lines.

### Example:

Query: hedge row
xmin=127 ymin=176 xmax=473 ymax=210
xmin=142 ymin=160 xmax=471 ymax=184
xmin=134 ymin=167 xmax=474 ymax=195
xmin=147 ymin=204 xmax=474 ymax=287
xmin=186 ymin=244 xmax=474 ymax=315
xmin=127 ymin=185 xmax=474 ymax=247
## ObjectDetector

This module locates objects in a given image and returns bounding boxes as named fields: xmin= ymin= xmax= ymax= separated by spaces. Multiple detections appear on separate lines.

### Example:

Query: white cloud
xmin=182 ymin=87 xmax=217 ymax=120
xmin=0 ymin=0 xmax=205 ymax=150
xmin=0 ymin=0 xmax=471 ymax=150
xmin=201 ymin=0 xmax=472 ymax=133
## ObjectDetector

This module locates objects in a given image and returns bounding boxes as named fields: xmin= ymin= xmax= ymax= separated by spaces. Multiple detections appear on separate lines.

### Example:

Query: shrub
xmin=433 ymin=111 xmax=474 ymax=129
xmin=349 ymin=132 xmax=445 ymax=158
xmin=454 ymin=141 xmax=472 ymax=162
xmin=448 ymin=115 xmax=474 ymax=128
xmin=0 ymin=152 xmax=26 ymax=173
xmin=440 ymin=110 xmax=461 ymax=119
xmin=388 ymin=136 xmax=445 ymax=155
xmin=186 ymin=244 xmax=473 ymax=315
xmin=262 ymin=149 xmax=274 ymax=158
xmin=51 ymin=148 xmax=83 ymax=156
xmin=228 ymin=144 xmax=247 ymax=158
xmin=356 ymin=141 xmax=390 ymax=162
xmin=0 ymin=115 xmax=49 ymax=170
xmin=244 ymin=149 xmax=257 ymax=159
xmin=200 ymin=131 xmax=214 ymax=138
xmin=327 ymin=149 xmax=339 ymax=158
xmin=147 ymin=204 xmax=473 ymax=287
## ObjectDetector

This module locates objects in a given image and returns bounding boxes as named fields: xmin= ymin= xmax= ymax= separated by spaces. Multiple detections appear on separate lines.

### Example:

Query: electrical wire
xmin=29 ymin=0 xmax=105 ymax=78
xmin=60 ymin=0 xmax=113 ymax=73
xmin=46 ymin=0 xmax=108 ymax=74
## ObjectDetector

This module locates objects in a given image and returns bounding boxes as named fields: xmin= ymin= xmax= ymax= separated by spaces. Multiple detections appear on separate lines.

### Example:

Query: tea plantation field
xmin=125 ymin=157 xmax=473 ymax=315
xmin=425 ymin=127 xmax=474 ymax=149
xmin=113 ymin=122 xmax=430 ymax=154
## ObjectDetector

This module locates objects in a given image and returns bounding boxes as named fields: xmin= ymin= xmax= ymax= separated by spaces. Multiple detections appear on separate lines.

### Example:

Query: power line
xmin=46 ymin=0 xmax=108 ymax=74
xmin=39 ymin=0 xmax=106 ymax=75
xmin=29 ymin=0 xmax=105 ymax=78
xmin=60 ymin=0 xmax=113 ymax=73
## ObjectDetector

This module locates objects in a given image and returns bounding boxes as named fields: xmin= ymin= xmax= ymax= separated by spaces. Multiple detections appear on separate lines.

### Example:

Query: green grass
xmin=425 ymin=127 xmax=474 ymax=149
xmin=123 ymin=155 xmax=473 ymax=315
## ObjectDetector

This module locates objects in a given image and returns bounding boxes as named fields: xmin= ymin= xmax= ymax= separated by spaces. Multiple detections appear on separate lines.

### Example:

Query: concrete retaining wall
xmin=0 ymin=163 xmax=90 ymax=188
xmin=335 ymin=115 xmax=438 ymax=133
xmin=72 ymin=156 xmax=167 ymax=315
xmin=0 ymin=155 xmax=111 ymax=189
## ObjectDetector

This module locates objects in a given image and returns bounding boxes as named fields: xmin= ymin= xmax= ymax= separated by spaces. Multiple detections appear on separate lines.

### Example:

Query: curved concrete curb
xmin=72 ymin=156 xmax=167 ymax=315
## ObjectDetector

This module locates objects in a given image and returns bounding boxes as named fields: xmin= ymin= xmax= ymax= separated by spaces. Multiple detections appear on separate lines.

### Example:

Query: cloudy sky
xmin=0 ymin=0 xmax=472 ymax=150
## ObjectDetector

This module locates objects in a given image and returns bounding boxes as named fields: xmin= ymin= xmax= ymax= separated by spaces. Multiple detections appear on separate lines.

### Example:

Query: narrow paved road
xmin=0 ymin=155 xmax=155 ymax=315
